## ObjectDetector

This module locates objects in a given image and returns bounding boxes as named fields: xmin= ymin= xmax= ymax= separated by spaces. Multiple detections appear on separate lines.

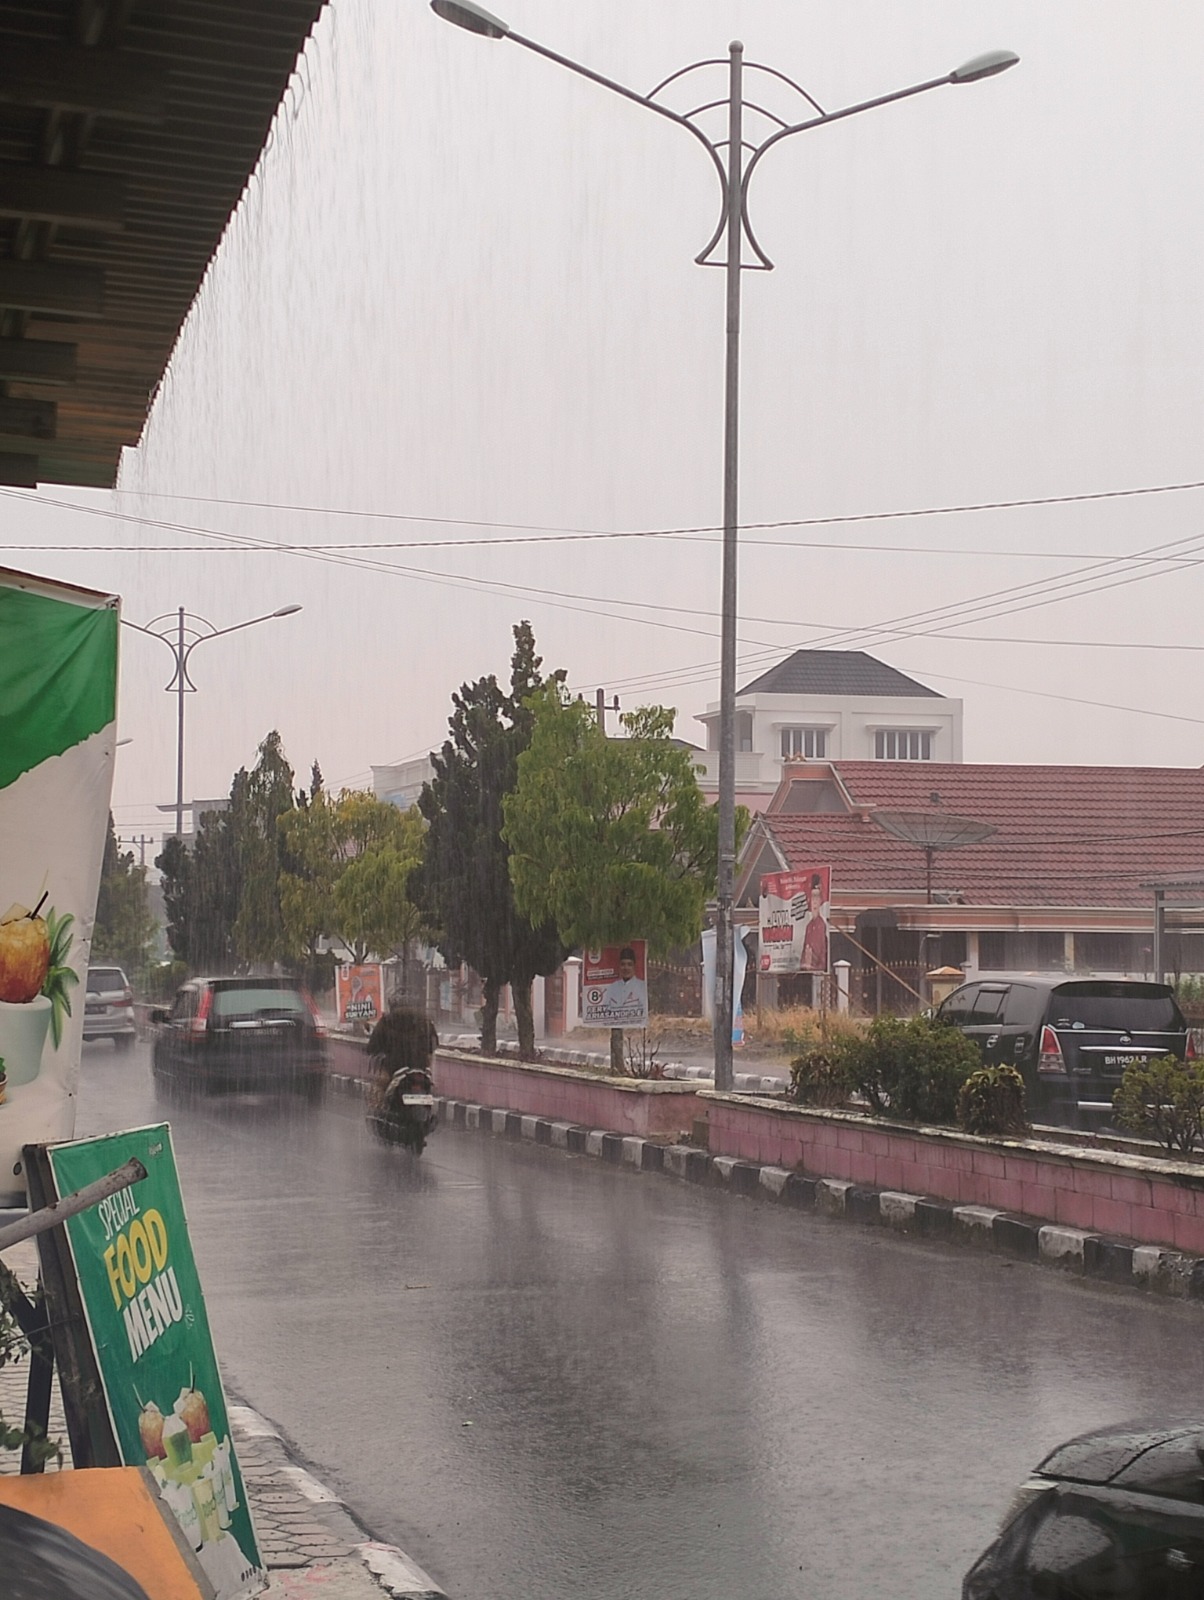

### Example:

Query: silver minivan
xmin=83 ymin=964 xmax=137 ymax=1050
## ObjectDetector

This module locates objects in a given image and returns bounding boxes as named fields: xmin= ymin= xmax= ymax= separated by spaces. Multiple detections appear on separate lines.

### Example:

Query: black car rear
xmin=152 ymin=977 xmax=328 ymax=1098
xmin=965 ymin=1418 xmax=1204 ymax=1597
xmin=937 ymin=977 xmax=1192 ymax=1130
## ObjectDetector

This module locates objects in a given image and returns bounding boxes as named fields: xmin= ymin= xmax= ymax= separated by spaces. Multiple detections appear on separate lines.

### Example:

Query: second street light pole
xmin=714 ymin=41 xmax=745 ymax=1095
xmin=124 ymin=604 xmax=302 ymax=841
xmin=430 ymin=2 xmax=1018 ymax=1089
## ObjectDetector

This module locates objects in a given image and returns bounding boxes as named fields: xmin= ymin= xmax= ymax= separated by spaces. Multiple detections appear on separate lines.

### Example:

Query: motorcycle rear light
xmin=190 ymin=986 xmax=213 ymax=1038
xmin=302 ymin=989 xmax=327 ymax=1038
xmin=1037 ymin=1025 xmax=1065 ymax=1075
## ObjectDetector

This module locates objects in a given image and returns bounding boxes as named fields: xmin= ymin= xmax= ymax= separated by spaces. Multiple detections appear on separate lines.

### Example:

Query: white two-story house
xmin=692 ymin=650 xmax=963 ymax=808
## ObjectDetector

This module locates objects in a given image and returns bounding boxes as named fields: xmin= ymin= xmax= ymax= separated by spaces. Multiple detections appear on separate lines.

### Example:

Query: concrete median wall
xmin=431 ymin=1048 xmax=700 ymax=1140
xmin=701 ymin=1091 xmax=1204 ymax=1255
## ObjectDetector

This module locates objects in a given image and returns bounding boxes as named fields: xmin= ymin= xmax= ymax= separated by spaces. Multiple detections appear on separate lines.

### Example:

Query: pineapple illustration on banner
xmin=0 ymin=569 xmax=119 ymax=1205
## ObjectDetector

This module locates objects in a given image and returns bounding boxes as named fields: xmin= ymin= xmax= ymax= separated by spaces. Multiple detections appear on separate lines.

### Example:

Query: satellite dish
xmin=870 ymin=808 xmax=996 ymax=903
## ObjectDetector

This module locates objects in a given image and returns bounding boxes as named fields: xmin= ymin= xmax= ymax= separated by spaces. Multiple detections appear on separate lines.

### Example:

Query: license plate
xmin=401 ymin=1094 xmax=435 ymax=1109
xmin=1102 ymin=1054 xmax=1148 ymax=1069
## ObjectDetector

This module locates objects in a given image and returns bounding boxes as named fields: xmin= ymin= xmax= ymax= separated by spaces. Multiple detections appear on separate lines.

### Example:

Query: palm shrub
xmin=848 ymin=1013 xmax=980 ymax=1124
xmin=1113 ymin=1054 xmax=1204 ymax=1154
xmin=957 ymin=1066 xmax=1029 ymax=1136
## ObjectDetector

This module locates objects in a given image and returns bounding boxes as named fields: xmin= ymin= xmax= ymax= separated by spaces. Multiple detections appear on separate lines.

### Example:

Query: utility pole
xmin=120 ymin=834 xmax=155 ymax=867
xmin=595 ymin=689 xmax=620 ymax=735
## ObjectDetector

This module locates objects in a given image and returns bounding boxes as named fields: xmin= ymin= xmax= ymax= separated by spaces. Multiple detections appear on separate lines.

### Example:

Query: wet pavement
xmin=65 ymin=1039 xmax=1204 ymax=1599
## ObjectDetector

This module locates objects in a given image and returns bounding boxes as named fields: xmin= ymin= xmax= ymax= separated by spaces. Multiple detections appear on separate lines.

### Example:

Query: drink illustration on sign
xmin=0 ymin=890 xmax=77 ymax=1100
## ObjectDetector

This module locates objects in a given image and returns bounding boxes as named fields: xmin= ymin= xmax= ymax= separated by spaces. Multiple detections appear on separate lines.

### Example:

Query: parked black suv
xmin=935 ymin=976 xmax=1193 ymax=1130
xmin=964 ymin=1418 xmax=1204 ymax=1597
xmin=151 ymin=977 xmax=328 ymax=1099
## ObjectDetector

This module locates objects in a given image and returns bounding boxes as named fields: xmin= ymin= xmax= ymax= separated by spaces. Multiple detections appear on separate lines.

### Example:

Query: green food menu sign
xmin=47 ymin=1124 xmax=265 ymax=1600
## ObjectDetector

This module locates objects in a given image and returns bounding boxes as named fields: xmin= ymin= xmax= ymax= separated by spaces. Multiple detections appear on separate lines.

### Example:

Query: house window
xmin=874 ymin=729 xmax=932 ymax=761
xmin=780 ymin=726 xmax=827 ymax=760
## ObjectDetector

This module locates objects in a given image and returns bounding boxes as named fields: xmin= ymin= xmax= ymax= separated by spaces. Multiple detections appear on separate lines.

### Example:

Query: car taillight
xmin=1188 ymin=1032 xmax=1198 ymax=1062
xmin=302 ymin=989 xmax=326 ymax=1038
xmin=1038 ymin=1025 xmax=1065 ymax=1075
xmin=190 ymin=987 xmax=213 ymax=1038
xmin=121 ymin=986 xmax=134 ymax=1006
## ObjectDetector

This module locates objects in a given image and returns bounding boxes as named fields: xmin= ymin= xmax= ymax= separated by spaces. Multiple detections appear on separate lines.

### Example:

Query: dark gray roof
xmin=737 ymin=650 xmax=940 ymax=699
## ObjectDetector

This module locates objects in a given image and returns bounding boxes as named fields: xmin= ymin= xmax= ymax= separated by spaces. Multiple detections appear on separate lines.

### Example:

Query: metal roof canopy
xmin=0 ymin=0 xmax=327 ymax=488
xmin=1143 ymin=873 xmax=1204 ymax=981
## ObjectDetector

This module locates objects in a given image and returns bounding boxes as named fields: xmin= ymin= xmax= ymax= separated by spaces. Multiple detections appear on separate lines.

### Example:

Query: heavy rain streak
xmin=9 ymin=4 xmax=1204 ymax=1599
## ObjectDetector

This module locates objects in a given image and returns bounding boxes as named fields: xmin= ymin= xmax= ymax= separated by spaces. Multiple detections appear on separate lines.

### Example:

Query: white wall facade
xmin=692 ymin=690 xmax=963 ymax=788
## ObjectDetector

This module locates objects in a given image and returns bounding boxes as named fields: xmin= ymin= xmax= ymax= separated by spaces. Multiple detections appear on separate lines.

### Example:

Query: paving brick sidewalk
xmin=1 ymin=1239 xmax=443 ymax=1598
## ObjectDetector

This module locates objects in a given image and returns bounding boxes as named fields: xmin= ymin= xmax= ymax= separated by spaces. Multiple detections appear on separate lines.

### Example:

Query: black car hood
xmin=1037 ymin=1418 xmax=1204 ymax=1500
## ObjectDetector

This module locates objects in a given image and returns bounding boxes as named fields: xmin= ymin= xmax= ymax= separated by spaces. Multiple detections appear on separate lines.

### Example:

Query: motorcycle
xmin=364 ymin=1006 xmax=439 ymax=1155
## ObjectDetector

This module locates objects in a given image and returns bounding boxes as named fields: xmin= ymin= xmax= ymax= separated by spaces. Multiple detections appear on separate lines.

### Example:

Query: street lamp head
xmin=949 ymin=49 xmax=1019 ymax=84
xmin=273 ymin=605 xmax=303 ymax=618
xmin=430 ymin=0 xmax=509 ymax=38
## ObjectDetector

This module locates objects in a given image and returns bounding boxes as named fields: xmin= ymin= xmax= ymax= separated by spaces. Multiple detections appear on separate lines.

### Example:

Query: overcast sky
xmin=9 ymin=1 xmax=1204 ymax=844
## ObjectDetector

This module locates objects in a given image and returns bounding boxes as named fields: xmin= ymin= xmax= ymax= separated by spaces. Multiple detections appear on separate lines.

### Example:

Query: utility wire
xmin=7 ymin=470 xmax=1204 ymax=549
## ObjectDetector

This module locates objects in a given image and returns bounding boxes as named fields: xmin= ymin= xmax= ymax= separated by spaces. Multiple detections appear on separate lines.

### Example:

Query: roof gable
xmin=737 ymin=650 xmax=940 ymax=699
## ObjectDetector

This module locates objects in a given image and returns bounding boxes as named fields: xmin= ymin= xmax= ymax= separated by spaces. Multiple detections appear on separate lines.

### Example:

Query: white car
xmin=83 ymin=965 xmax=137 ymax=1051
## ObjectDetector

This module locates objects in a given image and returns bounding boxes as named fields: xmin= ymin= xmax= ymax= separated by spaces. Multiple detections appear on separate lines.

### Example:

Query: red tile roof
xmin=758 ymin=762 xmax=1204 ymax=908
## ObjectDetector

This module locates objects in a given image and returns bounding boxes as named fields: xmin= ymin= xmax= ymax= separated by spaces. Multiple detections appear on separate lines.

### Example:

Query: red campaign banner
xmin=758 ymin=867 xmax=832 ymax=975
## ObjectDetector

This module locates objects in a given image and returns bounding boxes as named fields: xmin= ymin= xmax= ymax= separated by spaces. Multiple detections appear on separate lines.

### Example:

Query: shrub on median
xmin=957 ymin=1065 xmax=1030 ymax=1136
xmin=848 ymin=1012 xmax=980 ymax=1124
xmin=788 ymin=1043 xmax=855 ymax=1107
xmin=1113 ymin=1054 xmax=1204 ymax=1154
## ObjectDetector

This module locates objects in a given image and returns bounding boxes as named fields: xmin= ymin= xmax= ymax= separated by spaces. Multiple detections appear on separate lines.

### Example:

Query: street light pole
xmin=714 ymin=40 xmax=744 ymax=1102
xmin=430 ymin=2 xmax=1018 ymax=1089
xmin=123 ymin=604 xmax=302 ymax=841
xmin=175 ymin=606 xmax=186 ymax=839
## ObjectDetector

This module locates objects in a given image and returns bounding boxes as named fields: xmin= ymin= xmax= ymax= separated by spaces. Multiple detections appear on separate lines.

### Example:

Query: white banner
xmin=0 ymin=568 xmax=119 ymax=1205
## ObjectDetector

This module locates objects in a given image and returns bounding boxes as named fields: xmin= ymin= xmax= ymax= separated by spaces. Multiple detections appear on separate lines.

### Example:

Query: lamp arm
xmin=507 ymin=30 xmax=728 ymax=201
xmin=120 ymin=617 xmax=178 ymax=650
xmin=738 ymin=71 xmax=952 ymax=268
xmin=741 ymin=71 xmax=952 ymax=195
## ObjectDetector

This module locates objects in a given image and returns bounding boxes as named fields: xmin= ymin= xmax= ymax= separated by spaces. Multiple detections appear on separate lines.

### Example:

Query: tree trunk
xmin=513 ymin=978 xmax=536 ymax=1060
xmin=610 ymin=1027 xmax=625 ymax=1074
xmin=480 ymin=977 xmax=500 ymax=1056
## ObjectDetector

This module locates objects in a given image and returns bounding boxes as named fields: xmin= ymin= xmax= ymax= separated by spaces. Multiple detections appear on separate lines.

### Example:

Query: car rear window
xmin=1048 ymin=982 xmax=1182 ymax=1033
xmin=88 ymin=968 xmax=127 ymax=991
xmin=211 ymin=986 xmax=307 ymax=1021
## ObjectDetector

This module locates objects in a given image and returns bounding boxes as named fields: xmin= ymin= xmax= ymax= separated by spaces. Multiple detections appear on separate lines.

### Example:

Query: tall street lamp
xmin=431 ymin=1 xmax=1018 ymax=1089
xmin=124 ymin=605 xmax=302 ymax=840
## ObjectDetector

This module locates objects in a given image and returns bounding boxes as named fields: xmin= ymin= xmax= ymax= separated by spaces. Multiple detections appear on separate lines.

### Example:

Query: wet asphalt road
xmin=76 ymin=1039 xmax=1204 ymax=1600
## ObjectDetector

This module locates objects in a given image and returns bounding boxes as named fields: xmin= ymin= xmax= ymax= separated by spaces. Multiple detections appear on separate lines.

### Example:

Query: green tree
xmin=503 ymin=687 xmax=738 ymax=1070
xmin=92 ymin=815 xmax=157 ymax=975
xmin=157 ymin=732 xmax=296 ymax=974
xmin=157 ymin=804 xmax=242 ymax=972
xmin=412 ymin=622 xmax=566 ymax=1058
xmin=231 ymin=731 xmax=295 ymax=967
xmin=280 ymin=787 xmax=427 ymax=970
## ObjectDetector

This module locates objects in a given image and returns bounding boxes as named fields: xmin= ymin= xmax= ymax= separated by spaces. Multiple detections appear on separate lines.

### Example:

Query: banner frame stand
xmin=23 ymin=1144 xmax=121 ymax=1471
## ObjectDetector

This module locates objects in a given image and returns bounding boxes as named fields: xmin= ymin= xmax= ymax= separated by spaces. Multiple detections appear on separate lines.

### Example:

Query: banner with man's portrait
xmin=759 ymin=867 xmax=832 ymax=975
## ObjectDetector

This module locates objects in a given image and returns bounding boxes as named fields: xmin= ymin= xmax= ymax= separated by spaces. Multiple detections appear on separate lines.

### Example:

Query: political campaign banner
xmin=759 ymin=867 xmax=832 ymax=975
xmin=335 ymin=962 xmax=384 ymax=1025
xmin=46 ymin=1124 xmax=265 ymax=1600
xmin=0 ymin=569 xmax=119 ymax=1205
xmin=582 ymin=942 xmax=648 ymax=1029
